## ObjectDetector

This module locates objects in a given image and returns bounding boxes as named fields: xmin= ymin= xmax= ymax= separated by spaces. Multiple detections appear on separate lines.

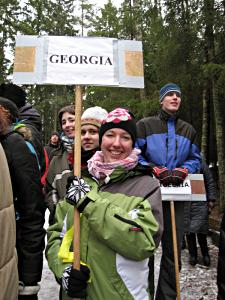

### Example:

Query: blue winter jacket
xmin=135 ymin=109 xmax=201 ymax=173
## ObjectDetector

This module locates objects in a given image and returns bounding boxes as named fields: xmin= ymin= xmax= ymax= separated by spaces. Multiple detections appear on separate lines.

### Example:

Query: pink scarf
xmin=87 ymin=148 xmax=141 ymax=183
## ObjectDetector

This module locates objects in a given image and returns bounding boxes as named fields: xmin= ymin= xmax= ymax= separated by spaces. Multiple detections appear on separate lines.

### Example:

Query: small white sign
xmin=160 ymin=174 xmax=206 ymax=201
xmin=161 ymin=179 xmax=192 ymax=201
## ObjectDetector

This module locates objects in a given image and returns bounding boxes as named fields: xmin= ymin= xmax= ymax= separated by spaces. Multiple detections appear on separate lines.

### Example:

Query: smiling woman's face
xmin=61 ymin=112 xmax=75 ymax=138
xmin=101 ymin=128 xmax=133 ymax=163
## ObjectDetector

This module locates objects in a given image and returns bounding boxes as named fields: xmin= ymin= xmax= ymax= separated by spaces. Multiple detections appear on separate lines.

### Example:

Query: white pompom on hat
xmin=81 ymin=106 xmax=108 ymax=128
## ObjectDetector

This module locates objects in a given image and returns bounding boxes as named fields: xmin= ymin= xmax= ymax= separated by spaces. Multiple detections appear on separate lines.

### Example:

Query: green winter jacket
xmin=46 ymin=166 xmax=163 ymax=300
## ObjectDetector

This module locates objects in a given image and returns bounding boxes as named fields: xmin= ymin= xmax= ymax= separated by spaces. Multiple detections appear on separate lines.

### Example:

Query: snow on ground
xmin=180 ymin=242 xmax=218 ymax=300
xmin=39 ymin=257 xmax=60 ymax=300
xmin=154 ymin=240 xmax=218 ymax=300
xmin=39 ymin=210 xmax=60 ymax=300
xmin=39 ymin=236 xmax=218 ymax=300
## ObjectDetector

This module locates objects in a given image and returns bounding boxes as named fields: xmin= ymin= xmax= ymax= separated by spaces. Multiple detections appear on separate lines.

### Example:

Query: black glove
xmin=171 ymin=167 xmax=188 ymax=185
xmin=66 ymin=176 xmax=91 ymax=206
xmin=62 ymin=264 xmax=90 ymax=298
xmin=152 ymin=166 xmax=172 ymax=186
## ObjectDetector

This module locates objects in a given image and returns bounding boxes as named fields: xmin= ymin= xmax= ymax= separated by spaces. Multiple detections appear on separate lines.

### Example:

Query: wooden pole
xmin=73 ymin=85 xmax=82 ymax=277
xmin=170 ymin=201 xmax=181 ymax=300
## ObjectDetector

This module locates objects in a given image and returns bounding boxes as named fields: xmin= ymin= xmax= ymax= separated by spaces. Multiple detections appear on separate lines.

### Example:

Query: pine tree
xmin=0 ymin=0 xmax=20 ymax=82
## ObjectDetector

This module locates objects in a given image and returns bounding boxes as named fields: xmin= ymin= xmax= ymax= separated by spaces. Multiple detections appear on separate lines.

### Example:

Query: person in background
xmin=45 ymin=105 xmax=75 ymax=225
xmin=80 ymin=106 xmax=108 ymax=165
xmin=45 ymin=105 xmax=107 ymax=224
xmin=184 ymin=159 xmax=216 ymax=267
xmin=46 ymin=108 xmax=163 ymax=300
xmin=45 ymin=131 xmax=61 ymax=162
xmin=0 ymin=143 xmax=18 ymax=300
xmin=217 ymin=211 xmax=225 ymax=299
xmin=0 ymin=97 xmax=45 ymax=300
xmin=0 ymin=83 xmax=46 ymax=177
xmin=136 ymin=83 xmax=201 ymax=300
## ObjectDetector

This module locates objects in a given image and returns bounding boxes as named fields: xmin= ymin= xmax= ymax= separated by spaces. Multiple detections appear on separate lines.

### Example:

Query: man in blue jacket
xmin=136 ymin=83 xmax=201 ymax=300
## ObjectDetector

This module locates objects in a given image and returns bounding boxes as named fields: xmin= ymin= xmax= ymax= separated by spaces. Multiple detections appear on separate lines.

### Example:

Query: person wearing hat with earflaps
xmin=135 ymin=83 xmax=201 ymax=300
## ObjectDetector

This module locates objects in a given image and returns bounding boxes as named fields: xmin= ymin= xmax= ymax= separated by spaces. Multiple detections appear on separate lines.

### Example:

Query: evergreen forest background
xmin=1 ymin=0 xmax=225 ymax=209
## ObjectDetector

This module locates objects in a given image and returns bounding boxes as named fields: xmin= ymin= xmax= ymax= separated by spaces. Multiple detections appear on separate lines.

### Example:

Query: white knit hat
xmin=81 ymin=106 xmax=108 ymax=128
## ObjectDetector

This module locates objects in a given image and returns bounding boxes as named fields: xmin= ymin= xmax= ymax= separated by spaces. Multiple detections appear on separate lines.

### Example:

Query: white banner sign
xmin=47 ymin=37 xmax=114 ymax=85
xmin=13 ymin=35 xmax=144 ymax=88
xmin=160 ymin=174 xmax=206 ymax=201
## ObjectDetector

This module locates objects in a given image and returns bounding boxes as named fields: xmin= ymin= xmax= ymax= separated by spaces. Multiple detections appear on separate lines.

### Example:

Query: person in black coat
xmin=0 ymin=83 xmax=46 ymax=177
xmin=0 ymin=97 xmax=45 ymax=300
xmin=185 ymin=159 xmax=216 ymax=266
xmin=217 ymin=212 xmax=225 ymax=299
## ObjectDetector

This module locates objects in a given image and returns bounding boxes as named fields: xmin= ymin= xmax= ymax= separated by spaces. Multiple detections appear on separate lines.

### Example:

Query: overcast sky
xmin=89 ymin=0 xmax=123 ymax=8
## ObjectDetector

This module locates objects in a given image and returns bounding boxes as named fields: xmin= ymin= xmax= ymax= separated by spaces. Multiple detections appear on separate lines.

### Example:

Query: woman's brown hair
xmin=0 ymin=105 xmax=12 ymax=135
xmin=58 ymin=105 xmax=75 ymax=127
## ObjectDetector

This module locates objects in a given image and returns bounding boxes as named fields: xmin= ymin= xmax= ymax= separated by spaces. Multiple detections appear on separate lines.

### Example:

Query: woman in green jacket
xmin=46 ymin=108 xmax=163 ymax=300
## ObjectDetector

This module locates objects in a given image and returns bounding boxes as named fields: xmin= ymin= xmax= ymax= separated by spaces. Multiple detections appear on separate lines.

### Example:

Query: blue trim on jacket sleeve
xmin=137 ymin=133 xmax=168 ymax=167
xmin=135 ymin=138 xmax=150 ymax=166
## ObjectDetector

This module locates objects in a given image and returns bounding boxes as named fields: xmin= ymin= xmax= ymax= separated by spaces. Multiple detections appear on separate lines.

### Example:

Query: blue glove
xmin=66 ymin=176 xmax=91 ymax=206
xmin=62 ymin=264 xmax=90 ymax=298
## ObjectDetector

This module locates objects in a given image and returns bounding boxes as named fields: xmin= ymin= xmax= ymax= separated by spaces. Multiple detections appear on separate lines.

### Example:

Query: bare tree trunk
xmin=132 ymin=0 xmax=145 ymax=99
xmin=53 ymin=88 xmax=58 ymax=132
xmin=201 ymin=83 xmax=211 ymax=161
xmin=202 ymin=0 xmax=225 ymax=209
xmin=202 ymin=0 xmax=215 ymax=161
xmin=212 ymin=74 xmax=225 ymax=210
xmin=0 ymin=42 xmax=5 ymax=83
xmin=0 ymin=30 xmax=7 ymax=83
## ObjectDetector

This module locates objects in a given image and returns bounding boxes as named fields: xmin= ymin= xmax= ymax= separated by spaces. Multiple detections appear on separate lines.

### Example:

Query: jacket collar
xmin=159 ymin=109 xmax=179 ymax=121
xmin=82 ymin=164 xmax=151 ymax=186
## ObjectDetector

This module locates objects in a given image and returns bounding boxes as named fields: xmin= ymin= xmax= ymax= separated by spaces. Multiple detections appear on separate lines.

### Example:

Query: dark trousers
xmin=59 ymin=286 xmax=63 ymax=300
xmin=148 ymin=256 xmax=155 ymax=299
xmin=18 ymin=295 xmax=38 ymax=300
xmin=186 ymin=233 xmax=209 ymax=257
xmin=153 ymin=201 xmax=184 ymax=300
